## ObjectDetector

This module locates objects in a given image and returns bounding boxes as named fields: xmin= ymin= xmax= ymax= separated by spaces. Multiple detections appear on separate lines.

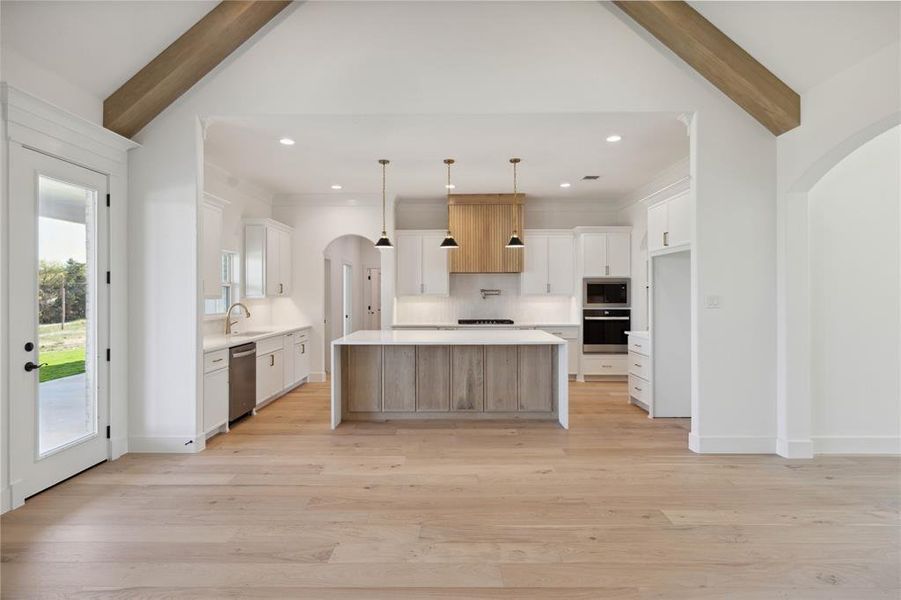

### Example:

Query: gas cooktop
xmin=457 ymin=319 xmax=515 ymax=325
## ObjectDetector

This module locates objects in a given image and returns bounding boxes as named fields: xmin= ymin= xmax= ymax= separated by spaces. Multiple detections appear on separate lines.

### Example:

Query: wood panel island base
xmin=331 ymin=330 xmax=569 ymax=428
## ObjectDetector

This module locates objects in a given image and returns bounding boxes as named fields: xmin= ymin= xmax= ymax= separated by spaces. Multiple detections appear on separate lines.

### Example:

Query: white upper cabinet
xmin=522 ymin=231 xmax=573 ymax=295
xmin=648 ymin=191 xmax=690 ymax=253
xmin=579 ymin=230 xmax=631 ymax=278
xmin=244 ymin=219 xmax=293 ymax=298
xmin=395 ymin=231 xmax=449 ymax=296
xmin=201 ymin=195 xmax=227 ymax=299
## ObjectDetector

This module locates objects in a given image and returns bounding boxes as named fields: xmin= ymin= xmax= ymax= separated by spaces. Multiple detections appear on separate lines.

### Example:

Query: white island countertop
xmin=333 ymin=329 xmax=567 ymax=346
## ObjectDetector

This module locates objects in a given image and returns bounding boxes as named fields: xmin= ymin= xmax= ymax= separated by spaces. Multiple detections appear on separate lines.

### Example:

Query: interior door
xmin=323 ymin=257 xmax=332 ymax=373
xmin=342 ymin=263 xmax=353 ymax=336
xmin=365 ymin=268 xmax=381 ymax=329
xmin=9 ymin=145 xmax=109 ymax=502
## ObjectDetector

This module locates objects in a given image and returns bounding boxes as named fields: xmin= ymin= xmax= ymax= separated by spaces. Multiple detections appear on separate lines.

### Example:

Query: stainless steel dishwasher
xmin=229 ymin=342 xmax=256 ymax=421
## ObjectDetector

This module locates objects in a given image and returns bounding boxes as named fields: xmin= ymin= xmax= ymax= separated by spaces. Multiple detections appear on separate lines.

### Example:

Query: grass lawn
xmin=39 ymin=319 xmax=87 ymax=383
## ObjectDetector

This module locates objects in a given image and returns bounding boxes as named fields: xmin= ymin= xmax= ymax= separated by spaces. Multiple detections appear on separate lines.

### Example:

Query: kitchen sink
xmin=229 ymin=330 xmax=270 ymax=337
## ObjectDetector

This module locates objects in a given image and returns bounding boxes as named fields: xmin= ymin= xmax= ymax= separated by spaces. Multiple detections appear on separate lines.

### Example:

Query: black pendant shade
xmin=505 ymin=233 xmax=525 ymax=248
xmin=375 ymin=159 xmax=392 ymax=249
xmin=440 ymin=234 xmax=460 ymax=249
xmin=375 ymin=231 xmax=393 ymax=248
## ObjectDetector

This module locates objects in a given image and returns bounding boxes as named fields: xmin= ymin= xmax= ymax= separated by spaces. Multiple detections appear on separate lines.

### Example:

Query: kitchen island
xmin=331 ymin=330 xmax=568 ymax=429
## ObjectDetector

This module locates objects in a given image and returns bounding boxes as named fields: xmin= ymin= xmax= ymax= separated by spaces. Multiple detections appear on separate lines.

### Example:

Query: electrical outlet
xmin=706 ymin=295 xmax=722 ymax=309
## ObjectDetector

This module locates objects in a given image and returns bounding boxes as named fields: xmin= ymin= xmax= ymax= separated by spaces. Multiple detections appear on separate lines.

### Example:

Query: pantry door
xmin=9 ymin=146 xmax=110 ymax=503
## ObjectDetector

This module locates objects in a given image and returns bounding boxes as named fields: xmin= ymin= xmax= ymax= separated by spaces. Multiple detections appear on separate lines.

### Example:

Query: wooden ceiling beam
xmin=613 ymin=1 xmax=800 ymax=135
xmin=103 ymin=1 xmax=291 ymax=138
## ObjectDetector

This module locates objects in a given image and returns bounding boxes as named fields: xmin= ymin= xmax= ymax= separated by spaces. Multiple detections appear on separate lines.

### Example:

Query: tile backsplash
xmin=394 ymin=274 xmax=578 ymax=325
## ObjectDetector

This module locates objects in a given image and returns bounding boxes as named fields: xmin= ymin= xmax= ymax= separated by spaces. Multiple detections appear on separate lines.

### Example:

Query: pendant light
xmin=374 ymin=159 xmax=393 ymax=248
xmin=439 ymin=158 xmax=460 ymax=249
xmin=505 ymin=158 xmax=525 ymax=248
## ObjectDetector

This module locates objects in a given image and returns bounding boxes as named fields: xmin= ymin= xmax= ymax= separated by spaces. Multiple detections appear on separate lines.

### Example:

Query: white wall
xmin=776 ymin=40 xmax=900 ymax=457
xmin=395 ymin=273 xmax=577 ymax=326
xmin=808 ymin=126 xmax=900 ymax=453
xmin=125 ymin=1 xmax=778 ymax=453
xmin=323 ymin=234 xmax=382 ymax=347
xmin=271 ymin=197 xmax=394 ymax=381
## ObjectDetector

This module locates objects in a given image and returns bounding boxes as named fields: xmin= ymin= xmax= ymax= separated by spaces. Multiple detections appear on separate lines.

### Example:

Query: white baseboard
xmin=128 ymin=435 xmax=205 ymax=453
xmin=689 ymin=433 xmax=776 ymax=454
xmin=310 ymin=371 xmax=327 ymax=383
xmin=1 ymin=485 xmax=11 ymax=514
xmin=812 ymin=436 xmax=901 ymax=455
xmin=776 ymin=437 xmax=814 ymax=459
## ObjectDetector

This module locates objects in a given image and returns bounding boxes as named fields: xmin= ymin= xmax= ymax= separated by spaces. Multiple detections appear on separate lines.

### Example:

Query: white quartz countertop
xmin=203 ymin=324 xmax=312 ymax=352
xmin=334 ymin=329 xmax=567 ymax=346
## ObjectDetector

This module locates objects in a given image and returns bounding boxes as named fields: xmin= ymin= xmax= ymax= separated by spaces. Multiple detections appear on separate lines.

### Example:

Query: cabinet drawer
xmin=538 ymin=326 xmax=578 ymax=340
xmin=295 ymin=329 xmax=309 ymax=344
xmin=256 ymin=335 xmax=283 ymax=356
xmin=628 ymin=351 xmax=650 ymax=380
xmin=628 ymin=374 xmax=650 ymax=405
xmin=582 ymin=354 xmax=627 ymax=375
xmin=204 ymin=349 xmax=229 ymax=373
xmin=627 ymin=336 xmax=650 ymax=356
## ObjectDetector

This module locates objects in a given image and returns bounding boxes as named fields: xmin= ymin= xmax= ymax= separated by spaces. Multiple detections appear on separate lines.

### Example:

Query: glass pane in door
xmin=37 ymin=176 xmax=98 ymax=456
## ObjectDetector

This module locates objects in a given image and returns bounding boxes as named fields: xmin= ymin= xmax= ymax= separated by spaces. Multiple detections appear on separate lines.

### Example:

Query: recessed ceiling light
xmin=330 ymin=184 xmax=343 ymax=190
xmin=606 ymin=134 xmax=622 ymax=143
xmin=445 ymin=184 xmax=456 ymax=189
xmin=559 ymin=182 xmax=571 ymax=188
xmin=279 ymin=138 xmax=295 ymax=146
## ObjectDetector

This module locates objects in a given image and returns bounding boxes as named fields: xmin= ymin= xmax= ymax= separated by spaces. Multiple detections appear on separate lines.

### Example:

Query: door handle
xmin=301 ymin=343 xmax=305 ymax=354
xmin=270 ymin=354 xmax=275 ymax=367
xmin=663 ymin=231 xmax=669 ymax=247
xmin=24 ymin=361 xmax=48 ymax=372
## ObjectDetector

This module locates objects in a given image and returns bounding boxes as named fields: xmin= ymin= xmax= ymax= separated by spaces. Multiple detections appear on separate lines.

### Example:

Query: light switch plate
xmin=706 ymin=295 xmax=722 ymax=309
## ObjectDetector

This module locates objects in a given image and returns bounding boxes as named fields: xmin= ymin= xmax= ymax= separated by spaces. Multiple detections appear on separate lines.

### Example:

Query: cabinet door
xmin=203 ymin=368 xmax=229 ymax=432
xmin=581 ymin=233 xmax=608 ymax=277
xmin=268 ymin=350 xmax=284 ymax=399
xmin=278 ymin=229 xmax=292 ymax=295
xmin=201 ymin=203 xmax=223 ymax=299
xmin=345 ymin=346 xmax=381 ymax=412
xmin=421 ymin=232 xmax=449 ymax=295
xmin=282 ymin=333 xmax=295 ymax=390
xmin=265 ymin=227 xmax=281 ymax=297
xmin=416 ymin=345 xmax=450 ymax=411
xmin=294 ymin=340 xmax=310 ymax=384
xmin=255 ymin=355 xmax=268 ymax=405
xmin=647 ymin=202 xmax=668 ymax=252
xmin=666 ymin=192 xmax=690 ymax=248
xmin=518 ymin=345 xmax=553 ymax=411
xmin=244 ymin=224 xmax=266 ymax=299
xmin=451 ymin=346 xmax=484 ymax=411
xmin=547 ymin=234 xmax=574 ymax=295
xmin=484 ymin=345 xmax=518 ymax=411
xmin=395 ymin=234 xmax=422 ymax=296
xmin=521 ymin=233 xmax=548 ymax=295
xmin=606 ymin=232 xmax=631 ymax=277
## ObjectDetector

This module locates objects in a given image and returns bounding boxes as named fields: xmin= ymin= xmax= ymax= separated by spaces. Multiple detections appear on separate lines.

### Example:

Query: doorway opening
xmin=323 ymin=234 xmax=382 ymax=375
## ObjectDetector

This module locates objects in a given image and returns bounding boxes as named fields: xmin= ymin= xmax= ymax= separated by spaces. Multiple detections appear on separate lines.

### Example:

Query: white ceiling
xmin=203 ymin=114 xmax=689 ymax=203
xmin=0 ymin=0 xmax=217 ymax=98
xmin=2 ymin=1 xmax=897 ymax=103
xmin=690 ymin=1 xmax=900 ymax=92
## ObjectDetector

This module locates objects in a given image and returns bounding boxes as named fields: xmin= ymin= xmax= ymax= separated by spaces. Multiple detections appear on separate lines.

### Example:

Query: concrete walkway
xmin=39 ymin=372 xmax=91 ymax=454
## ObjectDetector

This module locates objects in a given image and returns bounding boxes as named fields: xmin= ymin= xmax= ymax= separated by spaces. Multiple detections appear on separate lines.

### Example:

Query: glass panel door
xmin=37 ymin=176 xmax=99 ymax=456
xmin=9 ymin=145 xmax=109 ymax=504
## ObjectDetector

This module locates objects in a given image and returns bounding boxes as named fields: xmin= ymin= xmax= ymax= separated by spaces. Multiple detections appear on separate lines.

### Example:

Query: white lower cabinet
xmin=581 ymin=354 xmax=628 ymax=376
xmin=256 ymin=349 xmax=284 ymax=405
xmin=627 ymin=332 xmax=652 ymax=414
xmin=202 ymin=366 xmax=229 ymax=435
xmin=282 ymin=332 xmax=296 ymax=390
xmin=538 ymin=326 xmax=579 ymax=375
xmin=294 ymin=333 xmax=310 ymax=384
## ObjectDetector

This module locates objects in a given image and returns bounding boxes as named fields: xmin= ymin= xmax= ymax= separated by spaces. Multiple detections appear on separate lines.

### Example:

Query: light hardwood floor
xmin=2 ymin=380 xmax=899 ymax=598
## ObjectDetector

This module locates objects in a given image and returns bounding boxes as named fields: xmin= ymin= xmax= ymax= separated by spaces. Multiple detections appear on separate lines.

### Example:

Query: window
xmin=204 ymin=251 xmax=239 ymax=316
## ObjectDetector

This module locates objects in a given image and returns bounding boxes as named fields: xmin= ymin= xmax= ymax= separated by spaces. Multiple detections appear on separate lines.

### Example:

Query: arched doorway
xmin=322 ymin=234 xmax=382 ymax=375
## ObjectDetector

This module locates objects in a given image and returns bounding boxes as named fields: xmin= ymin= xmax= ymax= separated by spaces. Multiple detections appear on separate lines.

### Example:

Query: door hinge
xmin=106 ymin=271 xmax=111 ymax=284
xmin=106 ymin=193 xmax=110 ymax=207
xmin=106 ymin=425 xmax=111 ymax=439
xmin=106 ymin=348 xmax=111 ymax=362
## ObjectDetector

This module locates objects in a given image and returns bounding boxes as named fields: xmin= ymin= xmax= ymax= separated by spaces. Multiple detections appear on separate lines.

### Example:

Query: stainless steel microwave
xmin=583 ymin=278 xmax=630 ymax=308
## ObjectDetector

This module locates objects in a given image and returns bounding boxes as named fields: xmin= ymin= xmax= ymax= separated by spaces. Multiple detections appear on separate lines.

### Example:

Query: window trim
xmin=203 ymin=251 xmax=239 ymax=319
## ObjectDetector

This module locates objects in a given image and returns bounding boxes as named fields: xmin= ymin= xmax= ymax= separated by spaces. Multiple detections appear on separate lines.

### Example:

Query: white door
xmin=606 ymin=232 xmax=631 ymax=277
xmin=581 ymin=233 xmax=608 ymax=277
xmin=342 ymin=263 xmax=353 ymax=336
xmin=521 ymin=232 xmax=548 ymax=295
xmin=547 ymin=234 xmax=574 ymax=294
xmin=420 ymin=232 xmax=449 ymax=295
xmin=666 ymin=192 xmax=691 ymax=248
xmin=9 ymin=146 xmax=110 ymax=502
xmin=323 ymin=258 xmax=332 ymax=373
xmin=647 ymin=201 xmax=668 ymax=252
xmin=395 ymin=233 xmax=421 ymax=296
xmin=364 ymin=268 xmax=381 ymax=329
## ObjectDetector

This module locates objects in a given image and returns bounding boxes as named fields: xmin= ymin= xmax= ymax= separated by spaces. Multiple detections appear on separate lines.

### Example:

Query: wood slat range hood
xmin=448 ymin=194 xmax=524 ymax=273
